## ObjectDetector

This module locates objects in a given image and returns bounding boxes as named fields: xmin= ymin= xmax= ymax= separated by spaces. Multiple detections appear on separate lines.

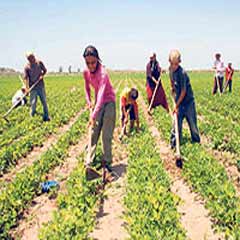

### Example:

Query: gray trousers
xmin=30 ymin=87 xmax=49 ymax=120
xmin=89 ymin=102 xmax=116 ymax=166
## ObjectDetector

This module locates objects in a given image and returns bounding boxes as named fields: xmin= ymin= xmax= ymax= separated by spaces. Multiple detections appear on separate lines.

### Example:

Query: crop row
xmin=0 ymin=89 xmax=86 ymax=175
xmin=136 ymin=80 xmax=240 ymax=239
xmin=0 ymin=110 xmax=89 ymax=239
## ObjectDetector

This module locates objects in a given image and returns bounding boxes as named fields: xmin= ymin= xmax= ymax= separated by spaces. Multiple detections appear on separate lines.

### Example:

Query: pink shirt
xmin=83 ymin=64 xmax=116 ymax=119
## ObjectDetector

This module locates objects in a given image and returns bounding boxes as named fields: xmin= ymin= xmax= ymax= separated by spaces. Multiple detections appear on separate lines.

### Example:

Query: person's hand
xmin=124 ymin=118 xmax=128 ymax=125
xmin=88 ymin=118 xmax=96 ymax=128
xmin=39 ymin=75 xmax=44 ymax=81
xmin=173 ymin=106 xmax=178 ymax=115
xmin=88 ymin=103 xmax=93 ymax=110
xmin=25 ymin=87 xmax=30 ymax=96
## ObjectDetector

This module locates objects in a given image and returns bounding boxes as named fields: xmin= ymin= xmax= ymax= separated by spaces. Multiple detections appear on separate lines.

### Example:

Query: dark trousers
xmin=170 ymin=100 xmax=200 ymax=148
xmin=225 ymin=79 xmax=232 ymax=92
xmin=213 ymin=76 xmax=224 ymax=94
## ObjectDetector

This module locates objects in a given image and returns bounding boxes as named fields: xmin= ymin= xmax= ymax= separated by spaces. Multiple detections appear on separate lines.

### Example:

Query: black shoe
xmin=176 ymin=159 xmax=183 ymax=168
xmin=43 ymin=117 xmax=51 ymax=122
xmin=105 ymin=164 xmax=113 ymax=173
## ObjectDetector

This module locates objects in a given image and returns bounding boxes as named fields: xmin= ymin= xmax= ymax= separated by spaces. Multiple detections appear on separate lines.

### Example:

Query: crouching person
xmin=120 ymin=87 xmax=139 ymax=135
xmin=12 ymin=87 xmax=28 ymax=108
xmin=169 ymin=50 xmax=200 ymax=148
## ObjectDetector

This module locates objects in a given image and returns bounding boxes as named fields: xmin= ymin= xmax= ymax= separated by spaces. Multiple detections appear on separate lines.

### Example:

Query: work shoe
xmin=86 ymin=166 xmax=101 ymax=181
xmin=43 ymin=117 xmax=51 ymax=122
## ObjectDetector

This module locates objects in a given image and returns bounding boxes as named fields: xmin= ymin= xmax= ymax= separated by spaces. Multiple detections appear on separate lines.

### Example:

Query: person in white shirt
xmin=12 ymin=87 xmax=27 ymax=108
xmin=213 ymin=53 xmax=225 ymax=94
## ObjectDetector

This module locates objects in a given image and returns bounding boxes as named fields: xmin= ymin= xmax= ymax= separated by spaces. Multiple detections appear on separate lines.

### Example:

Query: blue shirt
xmin=170 ymin=66 xmax=194 ymax=105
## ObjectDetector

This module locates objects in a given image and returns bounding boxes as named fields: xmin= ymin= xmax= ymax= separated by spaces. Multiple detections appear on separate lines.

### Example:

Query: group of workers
xmin=213 ymin=53 xmax=234 ymax=94
xmin=10 ymin=47 xmax=235 ymax=174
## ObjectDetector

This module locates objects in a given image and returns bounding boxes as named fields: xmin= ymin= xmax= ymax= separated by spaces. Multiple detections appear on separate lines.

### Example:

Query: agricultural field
xmin=0 ymin=71 xmax=240 ymax=240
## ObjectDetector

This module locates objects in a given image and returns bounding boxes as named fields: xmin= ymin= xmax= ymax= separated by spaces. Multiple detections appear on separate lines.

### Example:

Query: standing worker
xmin=24 ymin=52 xmax=50 ymax=121
xmin=169 ymin=50 xmax=200 ymax=149
xmin=83 ymin=45 xmax=116 ymax=176
xmin=213 ymin=53 xmax=225 ymax=95
xmin=225 ymin=63 xmax=234 ymax=93
xmin=146 ymin=53 xmax=169 ymax=113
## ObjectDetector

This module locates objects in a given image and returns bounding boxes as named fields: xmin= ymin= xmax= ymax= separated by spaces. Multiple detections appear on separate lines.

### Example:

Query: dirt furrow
xmin=90 ymin=129 xmax=128 ymax=240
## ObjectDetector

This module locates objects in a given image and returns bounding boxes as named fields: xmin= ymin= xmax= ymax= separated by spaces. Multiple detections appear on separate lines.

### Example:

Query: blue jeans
xmin=170 ymin=100 xmax=200 ymax=148
xmin=30 ymin=87 xmax=49 ymax=120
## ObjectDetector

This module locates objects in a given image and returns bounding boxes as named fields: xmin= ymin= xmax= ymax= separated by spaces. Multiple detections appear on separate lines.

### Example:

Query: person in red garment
xmin=224 ymin=63 xmax=234 ymax=93
xmin=146 ymin=53 xmax=169 ymax=114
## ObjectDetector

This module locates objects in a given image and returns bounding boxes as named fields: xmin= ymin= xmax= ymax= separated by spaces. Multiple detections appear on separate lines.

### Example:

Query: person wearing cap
xmin=12 ymin=87 xmax=27 ymax=107
xmin=213 ymin=53 xmax=225 ymax=94
xmin=146 ymin=53 xmax=169 ymax=112
xmin=83 ymin=45 xmax=116 ymax=175
xmin=225 ymin=62 xmax=234 ymax=92
xmin=23 ymin=52 xmax=50 ymax=121
xmin=120 ymin=87 xmax=139 ymax=134
xmin=169 ymin=49 xmax=200 ymax=148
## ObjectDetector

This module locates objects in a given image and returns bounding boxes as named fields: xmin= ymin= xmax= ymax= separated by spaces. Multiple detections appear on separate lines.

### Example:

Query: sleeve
xmin=83 ymin=71 xmax=91 ymax=105
xmin=180 ymin=70 xmax=187 ymax=92
xmin=91 ymin=73 xmax=109 ymax=119
xmin=39 ymin=61 xmax=47 ymax=74
xmin=146 ymin=63 xmax=152 ymax=78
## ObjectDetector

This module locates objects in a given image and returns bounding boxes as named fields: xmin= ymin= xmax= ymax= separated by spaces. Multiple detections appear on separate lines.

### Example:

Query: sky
xmin=0 ymin=0 xmax=240 ymax=72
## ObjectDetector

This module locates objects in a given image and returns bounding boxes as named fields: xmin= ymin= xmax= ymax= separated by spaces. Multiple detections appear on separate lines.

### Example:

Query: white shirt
xmin=12 ymin=90 xmax=26 ymax=106
xmin=214 ymin=60 xmax=225 ymax=78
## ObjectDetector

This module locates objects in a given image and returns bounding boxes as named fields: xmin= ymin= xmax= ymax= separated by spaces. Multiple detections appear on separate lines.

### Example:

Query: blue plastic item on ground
xmin=41 ymin=180 xmax=59 ymax=193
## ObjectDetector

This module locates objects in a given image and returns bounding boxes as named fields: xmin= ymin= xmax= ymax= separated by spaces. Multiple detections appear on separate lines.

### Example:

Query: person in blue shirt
xmin=169 ymin=50 xmax=200 ymax=148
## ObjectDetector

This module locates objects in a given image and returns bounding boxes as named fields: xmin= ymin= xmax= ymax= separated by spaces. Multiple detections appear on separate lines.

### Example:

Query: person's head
xmin=130 ymin=88 xmax=138 ymax=101
xmin=26 ymin=52 xmax=36 ymax=65
xmin=169 ymin=49 xmax=181 ymax=72
xmin=228 ymin=62 xmax=232 ymax=67
xmin=215 ymin=53 xmax=221 ymax=60
xmin=83 ymin=45 xmax=101 ymax=73
xmin=150 ymin=53 xmax=156 ymax=62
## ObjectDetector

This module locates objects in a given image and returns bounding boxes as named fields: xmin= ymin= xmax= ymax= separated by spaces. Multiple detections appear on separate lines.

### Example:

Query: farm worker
xmin=169 ymin=49 xmax=200 ymax=148
xmin=23 ymin=52 xmax=50 ymax=121
xmin=224 ymin=63 xmax=234 ymax=93
xmin=146 ymin=53 xmax=169 ymax=112
xmin=120 ymin=87 xmax=139 ymax=134
xmin=213 ymin=53 xmax=225 ymax=94
xmin=83 ymin=45 xmax=116 ymax=175
xmin=12 ymin=87 xmax=27 ymax=107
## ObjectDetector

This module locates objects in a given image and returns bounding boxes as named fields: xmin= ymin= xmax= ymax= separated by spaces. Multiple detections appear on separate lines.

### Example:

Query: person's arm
xmin=231 ymin=68 xmax=234 ymax=79
xmin=147 ymin=63 xmax=158 ymax=84
xmin=23 ymin=67 xmax=30 ymax=90
xmin=134 ymin=101 xmax=139 ymax=130
xmin=174 ymin=71 xmax=187 ymax=113
xmin=39 ymin=61 xmax=47 ymax=80
xmin=91 ymin=73 xmax=109 ymax=121
xmin=121 ymin=97 xmax=128 ymax=119
xmin=83 ymin=71 xmax=92 ymax=108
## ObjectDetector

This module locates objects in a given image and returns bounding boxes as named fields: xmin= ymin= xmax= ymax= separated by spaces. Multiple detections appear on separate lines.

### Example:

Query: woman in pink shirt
xmin=83 ymin=45 xmax=116 ymax=174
